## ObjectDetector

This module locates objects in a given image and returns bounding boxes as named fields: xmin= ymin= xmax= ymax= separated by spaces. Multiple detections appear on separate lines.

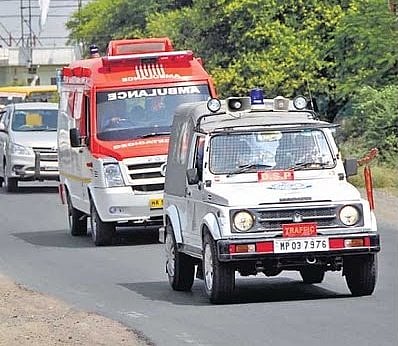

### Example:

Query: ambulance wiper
xmin=137 ymin=131 xmax=170 ymax=138
xmin=289 ymin=161 xmax=330 ymax=170
xmin=226 ymin=163 xmax=273 ymax=177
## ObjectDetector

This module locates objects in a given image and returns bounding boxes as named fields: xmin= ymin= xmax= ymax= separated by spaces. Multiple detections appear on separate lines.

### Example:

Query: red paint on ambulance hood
xmin=92 ymin=136 xmax=170 ymax=161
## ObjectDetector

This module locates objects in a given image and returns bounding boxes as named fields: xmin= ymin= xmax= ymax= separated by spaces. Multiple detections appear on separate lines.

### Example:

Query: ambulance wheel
xmin=90 ymin=202 xmax=114 ymax=246
xmin=203 ymin=232 xmax=235 ymax=304
xmin=67 ymin=192 xmax=87 ymax=236
xmin=299 ymin=266 xmax=325 ymax=284
xmin=165 ymin=222 xmax=195 ymax=291
xmin=344 ymin=254 xmax=377 ymax=296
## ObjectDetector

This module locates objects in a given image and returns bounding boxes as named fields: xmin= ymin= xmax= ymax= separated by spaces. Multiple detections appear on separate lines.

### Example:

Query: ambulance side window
xmin=84 ymin=95 xmax=90 ymax=145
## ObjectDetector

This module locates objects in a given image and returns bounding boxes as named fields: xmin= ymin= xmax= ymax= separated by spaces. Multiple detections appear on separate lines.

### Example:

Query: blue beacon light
xmin=250 ymin=88 xmax=264 ymax=105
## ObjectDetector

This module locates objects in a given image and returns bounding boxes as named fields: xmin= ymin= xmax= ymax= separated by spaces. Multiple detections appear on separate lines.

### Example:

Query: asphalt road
xmin=0 ymin=182 xmax=397 ymax=346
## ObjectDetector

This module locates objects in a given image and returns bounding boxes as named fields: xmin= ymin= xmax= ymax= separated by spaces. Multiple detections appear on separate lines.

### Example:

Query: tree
xmin=66 ymin=0 xmax=189 ymax=54
xmin=330 ymin=0 xmax=398 ymax=119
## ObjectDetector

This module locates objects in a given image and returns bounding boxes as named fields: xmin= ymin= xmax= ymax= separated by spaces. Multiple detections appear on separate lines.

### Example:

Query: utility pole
xmin=19 ymin=0 xmax=37 ymax=68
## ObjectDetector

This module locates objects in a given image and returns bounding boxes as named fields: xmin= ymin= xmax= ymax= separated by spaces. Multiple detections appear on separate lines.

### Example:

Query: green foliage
xmin=66 ymin=0 xmax=398 ymax=168
xmin=348 ymin=165 xmax=398 ymax=192
xmin=339 ymin=85 xmax=398 ymax=167
xmin=66 ymin=0 xmax=186 ymax=53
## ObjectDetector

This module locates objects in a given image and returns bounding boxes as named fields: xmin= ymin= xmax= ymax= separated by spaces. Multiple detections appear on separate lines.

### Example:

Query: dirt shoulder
xmin=0 ymin=274 xmax=148 ymax=346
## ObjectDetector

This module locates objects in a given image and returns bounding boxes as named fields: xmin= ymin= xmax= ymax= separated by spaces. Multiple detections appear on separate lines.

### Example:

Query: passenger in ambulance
xmin=144 ymin=96 xmax=171 ymax=126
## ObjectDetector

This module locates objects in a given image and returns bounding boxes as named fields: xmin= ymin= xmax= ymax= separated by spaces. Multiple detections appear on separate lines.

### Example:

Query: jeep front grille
xmin=256 ymin=206 xmax=338 ymax=231
xmin=235 ymin=205 xmax=351 ymax=233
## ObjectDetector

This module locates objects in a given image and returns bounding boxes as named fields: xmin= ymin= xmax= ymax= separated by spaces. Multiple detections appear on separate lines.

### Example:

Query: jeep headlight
xmin=9 ymin=142 xmax=34 ymax=156
xmin=233 ymin=211 xmax=254 ymax=232
xmin=339 ymin=205 xmax=360 ymax=226
xmin=104 ymin=163 xmax=124 ymax=187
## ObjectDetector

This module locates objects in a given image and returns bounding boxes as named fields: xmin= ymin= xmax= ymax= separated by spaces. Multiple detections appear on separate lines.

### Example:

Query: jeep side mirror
xmin=69 ymin=128 xmax=82 ymax=147
xmin=344 ymin=158 xmax=358 ymax=177
xmin=0 ymin=123 xmax=5 ymax=132
xmin=186 ymin=168 xmax=199 ymax=185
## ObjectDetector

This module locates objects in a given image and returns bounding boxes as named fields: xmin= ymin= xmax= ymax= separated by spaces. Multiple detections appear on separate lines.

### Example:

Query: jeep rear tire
xmin=165 ymin=223 xmax=195 ymax=291
xmin=344 ymin=254 xmax=377 ymax=296
xmin=67 ymin=192 xmax=87 ymax=236
xmin=90 ymin=202 xmax=115 ymax=246
xmin=203 ymin=232 xmax=234 ymax=304
xmin=299 ymin=266 xmax=325 ymax=284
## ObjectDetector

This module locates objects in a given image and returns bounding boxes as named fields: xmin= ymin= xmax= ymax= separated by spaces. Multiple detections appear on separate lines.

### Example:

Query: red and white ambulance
xmin=57 ymin=37 xmax=216 ymax=245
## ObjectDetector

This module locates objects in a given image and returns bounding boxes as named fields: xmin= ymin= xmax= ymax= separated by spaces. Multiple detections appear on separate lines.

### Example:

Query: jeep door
xmin=184 ymin=135 xmax=206 ymax=248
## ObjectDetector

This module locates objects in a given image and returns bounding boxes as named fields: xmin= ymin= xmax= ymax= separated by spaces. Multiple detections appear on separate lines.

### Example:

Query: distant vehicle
xmin=162 ymin=94 xmax=380 ymax=304
xmin=0 ymin=85 xmax=58 ymax=106
xmin=0 ymin=102 xmax=59 ymax=192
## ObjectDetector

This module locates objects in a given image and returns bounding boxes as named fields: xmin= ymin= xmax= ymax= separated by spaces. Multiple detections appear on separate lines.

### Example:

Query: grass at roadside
xmin=348 ymin=165 xmax=398 ymax=197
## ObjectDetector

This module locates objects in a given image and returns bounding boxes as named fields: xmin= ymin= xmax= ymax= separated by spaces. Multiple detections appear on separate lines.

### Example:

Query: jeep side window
xmin=194 ymin=136 xmax=205 ymax=181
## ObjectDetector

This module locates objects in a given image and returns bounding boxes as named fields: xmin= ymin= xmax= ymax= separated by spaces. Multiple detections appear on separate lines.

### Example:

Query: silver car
xmin=0 ymin=102 xmax=59 ymax=192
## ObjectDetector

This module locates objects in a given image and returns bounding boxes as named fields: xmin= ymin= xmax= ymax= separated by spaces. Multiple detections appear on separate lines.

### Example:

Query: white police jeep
xmin=161 ymin=93 xmax=380 ymax=304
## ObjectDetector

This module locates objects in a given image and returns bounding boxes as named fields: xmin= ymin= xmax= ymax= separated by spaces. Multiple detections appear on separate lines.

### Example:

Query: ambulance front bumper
xmin=91 ymin=186 xmax=163 ymax=225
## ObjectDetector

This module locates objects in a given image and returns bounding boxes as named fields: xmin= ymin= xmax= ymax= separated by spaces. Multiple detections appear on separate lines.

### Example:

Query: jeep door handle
xmin=185 ymin=188 xmax=191 ymax=197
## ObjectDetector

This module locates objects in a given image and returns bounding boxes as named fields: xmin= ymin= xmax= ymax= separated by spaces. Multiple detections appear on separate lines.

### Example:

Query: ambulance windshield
xmin=96 ymin=85 xmax=210 ymax=141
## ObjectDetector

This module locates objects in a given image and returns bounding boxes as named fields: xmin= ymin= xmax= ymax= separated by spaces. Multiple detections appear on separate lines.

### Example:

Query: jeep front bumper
xmin=217 ymin=233 xmax=380 ymax=262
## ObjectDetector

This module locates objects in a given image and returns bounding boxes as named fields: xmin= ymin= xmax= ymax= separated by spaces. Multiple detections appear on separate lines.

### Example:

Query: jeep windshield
xmin=11 ymin=109 xmax=58 ymax=132
xmin=209 ymin=130 xmax=335 ymax=175
xmin=96 ymin=85 xmax=210 ymax=141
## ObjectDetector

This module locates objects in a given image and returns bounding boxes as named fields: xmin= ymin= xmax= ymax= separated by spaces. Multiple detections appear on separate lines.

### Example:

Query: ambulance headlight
xmin=104 ymin=163 xmax=124 ymax=187
xmin=233 ymin=211 xmax=254 ymax=232
xmin=339 ymin=205 xmax=360 ymax=226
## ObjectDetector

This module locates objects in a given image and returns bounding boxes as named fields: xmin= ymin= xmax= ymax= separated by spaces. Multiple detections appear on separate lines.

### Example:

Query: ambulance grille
xmin=126 ymin=160 xmax=165 ymax=193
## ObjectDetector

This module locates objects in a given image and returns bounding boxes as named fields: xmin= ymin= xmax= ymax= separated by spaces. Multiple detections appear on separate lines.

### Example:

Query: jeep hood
xmin=11 ymin=131 xmax=57 ymax=148
xmin=206 ymin=179 xmax=361 ymax=206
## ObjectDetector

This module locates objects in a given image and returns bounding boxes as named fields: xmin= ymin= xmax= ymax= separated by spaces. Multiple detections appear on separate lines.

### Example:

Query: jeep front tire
xmin=203 ymin=232 xmax=234 ymax=304
xmin=344 ymin=254 xmax=377 ymax=296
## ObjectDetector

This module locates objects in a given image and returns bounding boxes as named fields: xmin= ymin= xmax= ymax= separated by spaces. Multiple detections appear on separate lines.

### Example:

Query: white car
xmin=0 ymin=102 xmax=59 ymax=192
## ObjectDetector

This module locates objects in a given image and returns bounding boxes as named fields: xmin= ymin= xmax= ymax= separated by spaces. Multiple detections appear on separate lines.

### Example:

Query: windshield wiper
xmin=136 ymin=132 xmax=170 ymax=138
xmin=226 ymin=163 xmax=273 ymax=177
xmin=289 ymin=161 xmax=331 ymax=170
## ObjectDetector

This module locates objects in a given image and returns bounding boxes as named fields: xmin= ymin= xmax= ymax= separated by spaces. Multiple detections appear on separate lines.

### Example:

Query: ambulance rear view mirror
xmin=70 ymin=128 xmax=82 ymax=147
xmin=344 ymin=158 xmax=358 ymax=177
